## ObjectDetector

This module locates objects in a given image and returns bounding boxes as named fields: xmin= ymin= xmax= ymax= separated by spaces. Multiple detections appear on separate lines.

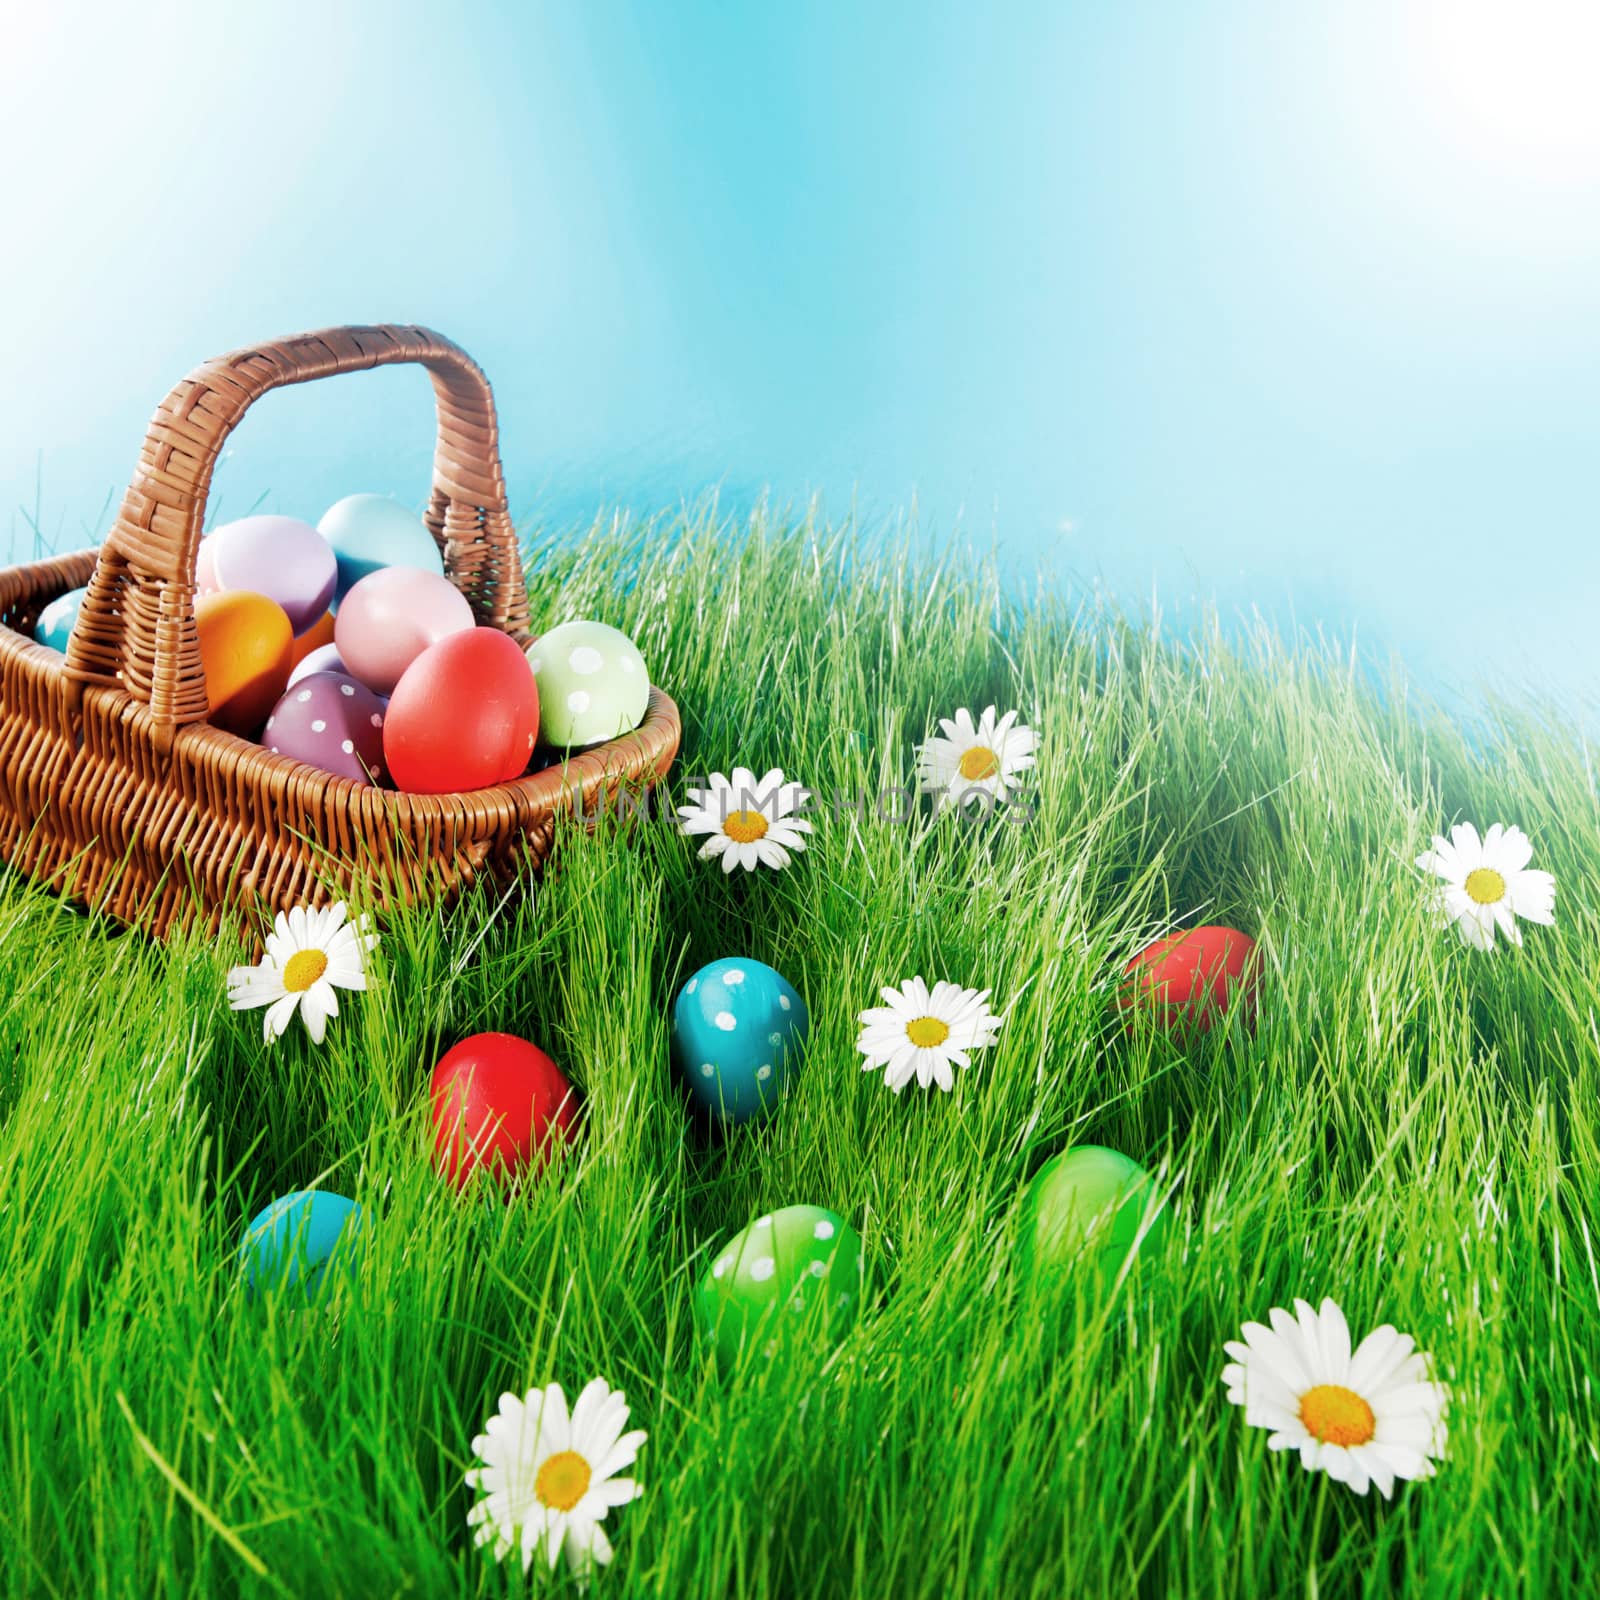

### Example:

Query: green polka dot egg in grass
xmin=525 ymin=620 xmax=649 ymax=749
xmin=696 ymin=1205 xmax=864 ymax=1370
xmin=1019 ymin=1145 xmax=1169 ymax=1287
xmin=671 ymin=957 xmax=807 ymax=1123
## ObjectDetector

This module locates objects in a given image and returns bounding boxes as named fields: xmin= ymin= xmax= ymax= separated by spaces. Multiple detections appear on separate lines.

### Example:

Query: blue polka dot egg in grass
xmin=239 ymin=1190 xmax=363 ymax=1301
xmin=695 ymin=1205 xmax=864 ymax=1370
xmin=671 ymin=958 xmax=807 ymax=1123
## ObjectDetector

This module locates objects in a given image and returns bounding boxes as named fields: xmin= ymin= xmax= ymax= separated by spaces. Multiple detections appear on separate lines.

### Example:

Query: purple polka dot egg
xmin=263 ymin=671 xmax=387 ymax=785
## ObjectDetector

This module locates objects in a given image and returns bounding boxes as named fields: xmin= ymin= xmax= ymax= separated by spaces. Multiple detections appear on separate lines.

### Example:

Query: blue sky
xmin=2 ymin=1 xmax=1597 ymax=702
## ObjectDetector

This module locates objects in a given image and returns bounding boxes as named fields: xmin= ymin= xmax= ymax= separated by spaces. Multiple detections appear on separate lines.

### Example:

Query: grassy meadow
xmin=1 ymin=508 xmax=1597 ymax=1598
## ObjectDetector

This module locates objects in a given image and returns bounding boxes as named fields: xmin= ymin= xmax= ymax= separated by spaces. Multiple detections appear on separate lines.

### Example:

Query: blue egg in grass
xmin=672 ymin=958 xmax=808 ymax=1123
xmin=239 ymin=1190 xmax=363 ymax=1300
xmin=316 ymin=493 xmax=444 ymax=601
xmin=34 ymin=586 xmax=86 ymax=652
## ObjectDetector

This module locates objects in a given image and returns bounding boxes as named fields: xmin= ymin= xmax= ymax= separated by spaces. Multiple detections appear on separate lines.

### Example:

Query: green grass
xmin=2 ymin=508 xmax=1597 ymax=1598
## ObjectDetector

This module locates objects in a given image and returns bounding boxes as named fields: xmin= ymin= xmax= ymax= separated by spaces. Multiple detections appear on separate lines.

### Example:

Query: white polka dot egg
xmin=671 ymin=957 xmax=807 ymax=1123
xmin=524 ymin=619 xmax=649 ymax=749
xmin=694 ymin=1204 xmax=864 ymax=1371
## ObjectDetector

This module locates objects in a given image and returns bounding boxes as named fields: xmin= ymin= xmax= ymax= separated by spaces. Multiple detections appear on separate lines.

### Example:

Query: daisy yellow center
xmin=1298 ymin=1383 xmax=1376 ymax=1448
xmin=906 ymin=1016 xmax=950 ymax=1048
xmin=1463 ymin=867 xmax=1506 ymax=906
xmin=959 ymin=746 xmax=999 ymax=781
xmin=282 ymin=949 xmax=328 ymax=993
xmin=534 ymin=1449 xmax=592 ymax=1512
xmin=724 ymin=809 xmax=770 ymax=844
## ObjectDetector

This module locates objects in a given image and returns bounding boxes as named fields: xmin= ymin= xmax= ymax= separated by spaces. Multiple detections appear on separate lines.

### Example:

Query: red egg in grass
xmin=1121 ymin=925 xmax=1260 ymax=1033
xmin=430 ymin=1032 xmax=579 ymax=1187
xmin=382 ymin=627 xmax=540 ymax=794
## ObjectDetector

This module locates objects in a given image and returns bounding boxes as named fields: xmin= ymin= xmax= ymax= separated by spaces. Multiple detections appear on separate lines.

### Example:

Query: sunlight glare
xmin=1419 ymin=0 xmax=1600 ymax=182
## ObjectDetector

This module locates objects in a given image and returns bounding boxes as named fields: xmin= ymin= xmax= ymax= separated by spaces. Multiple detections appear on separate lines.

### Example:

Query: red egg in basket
xmin=383 ymin=627 xmax=539 ymax=794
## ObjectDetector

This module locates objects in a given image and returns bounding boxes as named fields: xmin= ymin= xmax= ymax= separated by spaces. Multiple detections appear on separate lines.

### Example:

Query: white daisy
xmin=855 ymin=976 xmax=1003 ymax=1093
xmin=1415 ymin=821 xmax=1555 ymax=951
xmin=677 ymin=766 xmax=813 ymax=872
xmin=916 ymin=705 xmax=1038 ymax=810
xmin=225 ymin=902 xmax=378 ymax=1045
xmin=1222 ymin=1296 xmax=1449 ymax=1499
xmin=465 ymin=1377 xmax=647 ymax=1578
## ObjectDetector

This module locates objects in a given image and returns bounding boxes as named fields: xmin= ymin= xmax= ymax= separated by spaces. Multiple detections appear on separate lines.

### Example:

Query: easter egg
xmin=290 ymin=608 xmax=336 ymax=658
xmin=1121 ymin=925 xmax=1260 ymax=1033
xmin=34 ymin=586 xmax=85 ymax=652
xmin=1019 ymin=1146 xmax=1169 ymax=1285
xmin=288 ymin=641 xmax=349 ymax=686
xmin=206 ymin=515 xmax=338 ymax=634
xmin=196 ymin=537 xmax=220 ymax=599
xmin=334 ymin=567 xmax=474 ymax=696
xmin=196 ymin=590 xmax=294 ymax=736
xmin=264 ymin=672 xmax=387 ymax=784
xmin=239 ymin=1190 xmax=363 ymax=1299
xmin=695 ymin=1205 xmax=864 ymax=1370
xmin=671 ymin=958 xmax=807 ymax=1123
xmin=526 ymin=620 xmax=650 ymax=749
xmin=317 ymin=493 xmax=444 ymax=600
xmin=430 ymin=1031 xmax=579 ymax=1187
xmin=383 ymin=627 xmax=539 ymax=794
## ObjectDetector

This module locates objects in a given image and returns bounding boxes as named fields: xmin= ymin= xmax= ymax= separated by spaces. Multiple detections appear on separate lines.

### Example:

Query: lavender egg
xmin=208 ymin=515 xmax=338 ymax=634
xmin=263 ymin=671 xmax=387 ymax=785
xmin=288 ymin=642 xmax=350 ymax=687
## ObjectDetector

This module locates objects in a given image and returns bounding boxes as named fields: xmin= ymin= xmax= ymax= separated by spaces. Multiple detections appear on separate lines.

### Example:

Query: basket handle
xmin=63 ymin=324 xmax=531 ymax=738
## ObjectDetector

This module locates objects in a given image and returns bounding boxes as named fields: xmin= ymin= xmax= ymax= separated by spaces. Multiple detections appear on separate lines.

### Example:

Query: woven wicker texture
xmin=0 ymin=325 xmax=680 ymax=938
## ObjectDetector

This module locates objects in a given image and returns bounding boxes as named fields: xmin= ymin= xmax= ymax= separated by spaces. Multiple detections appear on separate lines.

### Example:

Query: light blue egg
xmin=316 ymin=494 xmax=444 ymax=601
xmin=239 ymin=1190 xmax=363 ymax=1300
xmin=672 ymin=957 xmax=808 ymax=1123
xmin=34 ymin=586 xmax=86 ymax=653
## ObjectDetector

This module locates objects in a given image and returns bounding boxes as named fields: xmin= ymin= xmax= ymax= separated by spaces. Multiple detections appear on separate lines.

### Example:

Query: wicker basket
xmin=0 ymin=324 xmax=680 ymax=938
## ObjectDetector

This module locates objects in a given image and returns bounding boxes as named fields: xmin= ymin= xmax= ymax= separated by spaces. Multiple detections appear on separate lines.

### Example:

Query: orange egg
xmin=289 ymin=608 xmax=336 ymax=666
xmin=196 ymin=590 xmax=294 ymax=737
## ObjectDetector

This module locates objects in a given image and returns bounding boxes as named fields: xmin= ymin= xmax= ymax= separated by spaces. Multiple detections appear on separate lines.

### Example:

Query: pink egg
xmin=197 ymin=539 xmax=221 ymax=599
xmin=288 ymin=642 xmax=349 ymax=687
xmin=334 ymin=568 xmax=475 ymax=696
xmin=263 ymin=672 xmax=387 ymax=785
xmin=207 ymin=515 xmax=338 ymax=634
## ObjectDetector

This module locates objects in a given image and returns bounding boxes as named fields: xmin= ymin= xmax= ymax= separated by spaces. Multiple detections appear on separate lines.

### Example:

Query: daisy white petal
xmin=1508 ymin=868 xmax=1556 ymax=924
xmin=1221 ymin=1297 xmax=1448 ymax=1498
xmin=263 ymin=992 xmax=300 ymax=1043
xmin=465 ymin=1376 xmax=647 ymax=1578
xmin=226 ymin=901 xmax=379 ymax=1046
xmin=677 ymin=766 xmax=811 ymax=873
xmin=1415 ymin=818 xmax=1552 ymax=951
xmin=227 ymin=965 xmax=286 ymax=1011
xmin=854 ymin=976 xmax=1004 ymax=1095
xmin=299 ymin=982 xmax=336 ymax=1046
xmin=1420 ymin=825 xmax=1555 ymax=947
xmin=916 ymin=704 xmax=1039 ymax=811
